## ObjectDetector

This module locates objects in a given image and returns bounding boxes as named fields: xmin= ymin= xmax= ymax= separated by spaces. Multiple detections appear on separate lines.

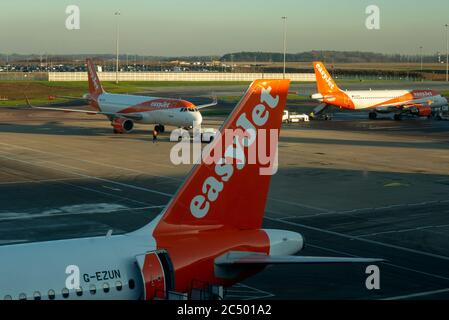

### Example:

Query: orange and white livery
xmin=1 ymin=79 xmax=380 ymax=300
xmin=29 ymin=59 xmax=217 ymax=134
xmin=311 ymin=61 xmax=448 ymax=120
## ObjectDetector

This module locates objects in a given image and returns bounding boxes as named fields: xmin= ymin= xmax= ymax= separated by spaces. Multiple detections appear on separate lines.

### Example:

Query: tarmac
xmin=0 ymin=83 xmax=449 ymax=300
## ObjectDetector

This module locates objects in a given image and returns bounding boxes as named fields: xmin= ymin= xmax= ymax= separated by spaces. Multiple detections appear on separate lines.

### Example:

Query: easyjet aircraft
xmin=1 ymin=79 xmax=380 ymax=300
xmin=311 ymin=61 xmax=448 ymax=120
xmin=28 ymin=59 xmax=217 ymax=134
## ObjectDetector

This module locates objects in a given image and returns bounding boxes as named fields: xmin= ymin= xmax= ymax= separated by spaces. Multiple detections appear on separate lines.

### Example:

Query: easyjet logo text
xmin=316 ymin=63 xmax=335 ymax=91
xmin=189 ymin=84 xmax=280 ymax=219
xmin=413 ymin=91 xmax=434 ymax=98
xmin=150 ymin=101 xmax=171 ymax=109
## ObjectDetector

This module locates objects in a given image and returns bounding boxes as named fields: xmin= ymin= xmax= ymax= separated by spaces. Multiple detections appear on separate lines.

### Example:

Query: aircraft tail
xmin=154 ymin=79 xmax=290 ymax=235
xmin=313 ymin=61 xmax=341 ymax=94
xmin=86 ymin=59 xmax=104 ymax=110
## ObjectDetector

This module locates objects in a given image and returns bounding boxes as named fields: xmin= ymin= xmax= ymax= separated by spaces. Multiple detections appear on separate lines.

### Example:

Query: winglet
xmin=197 ymin=95 xmax=218 ymax=110
xmin=23 ymin=94 xmax=34 ymax=108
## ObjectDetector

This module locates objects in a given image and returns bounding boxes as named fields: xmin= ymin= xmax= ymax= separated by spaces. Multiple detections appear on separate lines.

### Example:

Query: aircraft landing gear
xmin=369 ymin=112 xmax=378 ymax=120
xmin=155 ymin=125 xmax=165 ymax=133
xmin=394 ymin=114 xmax=402 ymax=121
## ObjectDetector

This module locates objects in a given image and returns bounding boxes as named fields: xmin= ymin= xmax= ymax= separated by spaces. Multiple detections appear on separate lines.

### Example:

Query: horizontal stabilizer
xmin=215 ymin=251 xmax=383 ymax=265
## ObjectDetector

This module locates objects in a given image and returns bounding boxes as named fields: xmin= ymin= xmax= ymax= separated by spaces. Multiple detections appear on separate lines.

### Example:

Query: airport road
xmin=0 ymin=94 xmax=449 ymax=300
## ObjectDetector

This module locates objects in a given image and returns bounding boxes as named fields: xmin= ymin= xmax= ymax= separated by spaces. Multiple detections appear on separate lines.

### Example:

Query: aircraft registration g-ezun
xmin=27 ymin=59 xmax=217 ymax=134
xmin=1 ymin=79 xmax=380 ymax=301
xmin=311 ymin=61 xmax=448 ymax=120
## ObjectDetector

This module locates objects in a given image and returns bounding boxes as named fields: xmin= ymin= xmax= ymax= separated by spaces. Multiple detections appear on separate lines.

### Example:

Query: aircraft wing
xmin=52 ymin=95 xmax=90 ymax=101
xmin=196 ymin=96 xmax=218 ymax=109
xmin=30 ymin=105 xmax=111 ymax=115
xmin=378 ymin=99 xmax=434 ymax=109
xmin=215 ymin=251 xmax=383 ymax=265
xmin=25 ymin=97 xmax=143 ymax=120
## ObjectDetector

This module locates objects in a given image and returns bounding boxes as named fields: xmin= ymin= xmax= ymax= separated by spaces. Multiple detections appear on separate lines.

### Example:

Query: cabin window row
xmin=3 ymin=279 xmax=136 ymax=300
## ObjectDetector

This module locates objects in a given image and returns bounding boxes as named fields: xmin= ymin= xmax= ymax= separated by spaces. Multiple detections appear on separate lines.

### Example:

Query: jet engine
xmin=410 ymin=105 xmax=432 ymax=117
xmin=111 ymin=118 xmax=134 ymax=133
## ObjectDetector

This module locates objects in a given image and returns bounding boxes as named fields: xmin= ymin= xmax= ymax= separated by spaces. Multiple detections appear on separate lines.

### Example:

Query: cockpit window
xmin=181 ymin=107 xmax=198 ymax=112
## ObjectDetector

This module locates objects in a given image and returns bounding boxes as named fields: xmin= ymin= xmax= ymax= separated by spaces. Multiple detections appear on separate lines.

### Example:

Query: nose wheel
xmin=368 ymin=112 xmax=377 ymax=120
xmin=155 ymin=125 xmax=165 ymax=133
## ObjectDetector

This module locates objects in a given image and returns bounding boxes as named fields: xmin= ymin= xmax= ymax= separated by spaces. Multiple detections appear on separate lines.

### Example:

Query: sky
xmin=0 ymin=0 xmax=448 ymax=56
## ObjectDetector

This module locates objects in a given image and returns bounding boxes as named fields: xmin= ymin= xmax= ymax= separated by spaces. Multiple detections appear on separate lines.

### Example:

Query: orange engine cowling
xmin=111 ymin=118 xmax=134 ymax=133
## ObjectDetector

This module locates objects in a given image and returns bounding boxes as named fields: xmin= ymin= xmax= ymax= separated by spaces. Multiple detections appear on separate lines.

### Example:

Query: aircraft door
xmin=136 ymin=250 xmax=174 ymax=300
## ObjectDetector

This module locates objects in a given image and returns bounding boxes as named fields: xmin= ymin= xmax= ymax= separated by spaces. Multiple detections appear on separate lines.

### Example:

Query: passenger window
xmin=62 ymin=288 xmax=69 ymax=299
xmin=33 ymin=291 xmax=41 ymax=300
xmin=116 ymin=281 xmax=123 ymax=291
xmin=18 ymin=293 xmax=27 ymax=300
xmin=76 ymin=287 xmax=83 ymax=297
xmin=4 ymin=295 xmax=12 ymax=300
xmin=128 ymin=279 xmax=135 ymax=290
xmin=48 ymin=289 xmax=56 ymax=300
xmin=89 ymin=284 xmax=97 ymax=295
xmin=103 ymin=283 xmax=110 ymax=293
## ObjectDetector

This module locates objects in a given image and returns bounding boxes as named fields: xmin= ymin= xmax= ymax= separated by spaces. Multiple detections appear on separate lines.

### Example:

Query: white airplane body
xmin=30 ymin=59 xmax=216 ymax=133
xmin=311 ymin=61 xmax=448 ymax=120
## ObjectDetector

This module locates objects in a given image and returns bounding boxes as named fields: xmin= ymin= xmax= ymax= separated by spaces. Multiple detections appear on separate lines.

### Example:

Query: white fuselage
xmin=0 ymin=218 xmax=160 ymax=300
xmin=345 ymin=90 xmax=447 ymax=110
xmin=98 ymin=93 xmax=203 ymax=128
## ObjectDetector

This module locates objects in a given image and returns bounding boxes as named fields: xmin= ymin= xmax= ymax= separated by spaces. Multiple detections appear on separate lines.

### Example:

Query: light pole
xmin=282 ymin=16 xmax=287 ymax=79
xmin=115 ymin=11 xmax=121 ymax=84
xmin=444 ymin=23 xmax=449 ymax=82
xmin=5 ymin=54 xmax=8 ymax=78
xmin=419 ymin=46 xmax=423 ymax=72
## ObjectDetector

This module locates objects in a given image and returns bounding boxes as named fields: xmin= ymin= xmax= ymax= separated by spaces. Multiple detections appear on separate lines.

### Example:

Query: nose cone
xmin=192 ymin=111 xmax=203 ymax=127
xmin=264 ymin=229 xmax=304 ymax=256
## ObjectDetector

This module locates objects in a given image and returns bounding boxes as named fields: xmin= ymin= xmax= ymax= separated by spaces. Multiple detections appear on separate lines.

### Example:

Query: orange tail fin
xmin=313 ymin=61 xmax=341 ymax=94
xmin=154 ymin=79 xmax=290 ymax=235
xmin=86 ymin=59 xmax=104 ymax=98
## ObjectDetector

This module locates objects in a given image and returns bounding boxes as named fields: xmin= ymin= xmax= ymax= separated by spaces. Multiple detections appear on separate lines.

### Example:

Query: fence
xmin=0 ymin=72 xmax=420 ymax=82
xmin=48 ymin=72 xmax=317 ymax=82
xmin=0 ymin=72 xmax=48 ymax=81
